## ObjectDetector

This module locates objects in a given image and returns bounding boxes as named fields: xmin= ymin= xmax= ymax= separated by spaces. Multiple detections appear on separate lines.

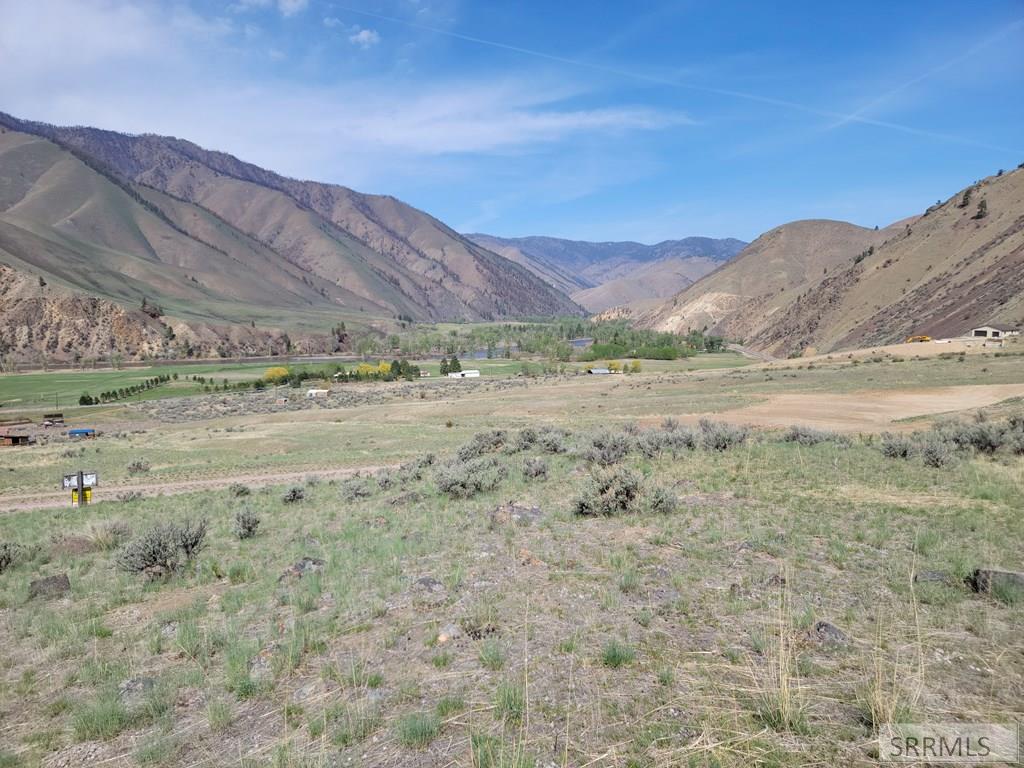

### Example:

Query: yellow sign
xmin=71 ymin=488 xmax=93 ymax=507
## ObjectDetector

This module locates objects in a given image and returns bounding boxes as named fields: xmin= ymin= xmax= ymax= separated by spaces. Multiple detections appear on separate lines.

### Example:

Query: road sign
xmin=63 ymin=471 xmax=98 ymax=489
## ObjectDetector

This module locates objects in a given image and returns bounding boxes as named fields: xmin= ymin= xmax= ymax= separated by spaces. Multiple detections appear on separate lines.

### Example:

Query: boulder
xmin=810 ymin=620 xmax=849 ymax=647
xmin=278 ymin=557 xmax=326 ymax=582
xmin=29 ymin=573 xmax=70 ymax=599
xmin=968 ymin=568 xmax=1024 ymax=595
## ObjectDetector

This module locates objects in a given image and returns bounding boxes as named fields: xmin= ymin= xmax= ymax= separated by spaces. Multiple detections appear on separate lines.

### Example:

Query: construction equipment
xmin=906 ymin=335 xmax=932 ymax=343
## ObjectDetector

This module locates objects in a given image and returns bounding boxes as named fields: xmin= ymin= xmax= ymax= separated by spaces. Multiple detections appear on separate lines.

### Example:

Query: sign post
xmin=64 ymin=471 xmax=98 ymax=507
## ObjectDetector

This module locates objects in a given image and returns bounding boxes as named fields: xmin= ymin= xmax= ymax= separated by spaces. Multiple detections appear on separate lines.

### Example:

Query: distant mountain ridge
xmin=0 ymin=112 xmax=583 ymax=360
xmin=633 ymin=167 xmax=1024 ymax=355
xmin=467 ymin=233 xmax=746 ymax=312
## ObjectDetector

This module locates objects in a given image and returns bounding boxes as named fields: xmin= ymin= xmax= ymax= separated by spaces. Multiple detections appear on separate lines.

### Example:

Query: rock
xmin=118 ymin=677 xmax=155 ymax=709
xmin=765 ymin=573 xmax=787 ymax=587
xmin=518 ymin=547 xmax=542 ymax=566
xmin=810 ymin=620 xmax=849 ymax=647
xmin=412 ymin=576 xmax=448 ymax=606
xmin=915 ymin=570 xmax=954 ymax=585
xmin=279 ymin=557 xmax=326 ymax=582
xmin=968 ymin=568 xmax=1024 ymax=595
xmin=437 ymin=623 xmax=462 ymax=644
xmin=29 ymin=573 xmax=71 ymax=599
xmin=490 ymin=502 xmax=543 ymax=527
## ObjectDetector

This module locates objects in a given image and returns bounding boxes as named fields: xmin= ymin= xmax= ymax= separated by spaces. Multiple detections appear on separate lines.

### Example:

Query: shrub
xmin=233 ymin=509 xmax=261 ymax=540
xmin=341 ymin=476 xmax=372 ymax=499
xmin=880 ymin=432 xmax=914 ymax=459
xmin=636 ymin=431 xmax=666 ymax=458
xmin=228 ymin=483 xmax=250 ymax=498
xmin=435 ymin=456 xmax=508 ymax=499
xmin=536 ymin=427 xmax=569 ymax=454
xmin=0 ymin=542 xmax=25 ymax=574
xmin=117 ymin=523 xmax=181 ymax=576
xmin=116 ymin=491 xmax=143 ymax=503
xmin=177 ymin=519 xmax=208 ymax=560
xmin=282 ymin=486 xmax=305 ymax=504
xmin=645 ymin=486 xmax=678 ymax=515
xmin=917 ymin=435 xmax=958 ymax=468
xmin=127 ymin=459 xmax=151 ymax=475
xmin=585 ymin=430 xmax=631 ymax=466
xmin=699 ymin=419 xmax=749 ymax=451
xmin=572 ymin=468 xmax=642 ymax=517
xmin=457 ymin=430 xmax=507 ymax=461
xmin=783 ymin=425 xmax=849 ymax=446
xmin=375 ymin=470 xmax=395 ymax=490
xmin=507 ymin=428 xmax=538 ymax=453
xmin=522 ymin=457 xmax=548 ymax=481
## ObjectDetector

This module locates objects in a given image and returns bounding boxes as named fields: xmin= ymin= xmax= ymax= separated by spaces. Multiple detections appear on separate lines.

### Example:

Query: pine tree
xmin=449 ymin=355 xmax=462 ymax=373
xmin=974 ymin=199 xmax=988 ymax=220
xmin=439 ymin=357 xmax=449 ymax=376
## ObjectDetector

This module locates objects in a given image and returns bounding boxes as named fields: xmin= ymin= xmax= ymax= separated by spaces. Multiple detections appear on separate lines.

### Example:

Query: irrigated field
xmin=0 ymin=350 xmax=1021 ymax=768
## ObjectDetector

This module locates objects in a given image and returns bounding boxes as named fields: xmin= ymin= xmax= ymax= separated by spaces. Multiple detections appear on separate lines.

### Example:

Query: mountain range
xmin=466 ymin=234 xmax=746 ymax=312
xmin=629 ymin=166 xmax=1024 ymax=356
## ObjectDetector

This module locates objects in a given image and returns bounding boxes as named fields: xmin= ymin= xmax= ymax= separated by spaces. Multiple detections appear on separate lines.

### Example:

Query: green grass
xmin=601 ymin=639 xmax=636 ymax=668
xmin=394 ymin=712 xmax=440 ymax=748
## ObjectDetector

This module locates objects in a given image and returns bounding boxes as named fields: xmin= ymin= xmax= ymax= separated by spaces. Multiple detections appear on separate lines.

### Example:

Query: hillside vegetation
xmin=635 ymin=167 xmax=1024 ymax=355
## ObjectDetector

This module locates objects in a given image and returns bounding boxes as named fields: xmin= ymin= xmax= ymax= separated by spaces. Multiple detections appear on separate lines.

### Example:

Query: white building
xmin=447 ymin=370 xmax=480 ymax=379
xmin=970 ymin=325 xmax=1020 ymax=339
xmin=306 ymin=388 xmax=330 ymax=398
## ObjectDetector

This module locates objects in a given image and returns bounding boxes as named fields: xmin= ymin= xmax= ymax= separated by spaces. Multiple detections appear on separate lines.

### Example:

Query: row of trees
xmin=78 ymin=374 xmax=173 ymax=404
xmin=438 ymin=356 xmax=462 ymax=375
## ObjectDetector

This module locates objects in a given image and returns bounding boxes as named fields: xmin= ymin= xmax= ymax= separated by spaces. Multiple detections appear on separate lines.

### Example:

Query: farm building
xmin=1 ymin=433 xmax=32 ymax=447
xmin=68 ymin=428 xmax=96 ymax=439
xmin=586 ymin=367 xmax=611 ymax=375
xmin=970 ymin=324 xmax=1020 ymax=339
xmin=447 ymin=370 xmax=480 ymax=379
xmin=306 ymin=388 xmax=330 ymax=398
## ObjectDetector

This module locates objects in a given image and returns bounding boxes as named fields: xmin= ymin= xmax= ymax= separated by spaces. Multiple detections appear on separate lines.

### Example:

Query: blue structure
xmin=68 ymin=428 xmax=96 ymax=439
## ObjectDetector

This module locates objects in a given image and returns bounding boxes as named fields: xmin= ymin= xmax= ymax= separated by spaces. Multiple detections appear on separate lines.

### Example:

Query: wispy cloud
xmin=230 ymin=0 xmax=307 ymax=18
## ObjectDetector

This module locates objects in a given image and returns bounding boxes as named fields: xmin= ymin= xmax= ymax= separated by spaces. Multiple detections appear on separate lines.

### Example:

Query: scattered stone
xmin=279 ymin=557 xmax=326 ymax=582
xmin=518 ymin=547 xmax=542 ymax=566
xmin=810 ymin=620 xmax=849 ymax=647
xmin=160 ymin=621 xmax=178 ymax=640
xmin=437 ymin=623 xmax=462 ymax=644
xmin=490 ymin=502 xmax=543 ymax=527
xmin=968 ymin=568 xmax=1024 ymax=595
xmin=118 ymin=677 xmax=155 ymax=709
xmin=765 ymin=573 xmax=787 ymax=587
xmin=29 ymin=573 xmax=71 ymax=599
xmin=915 ymin=570 xmax=955 ymax=585
xmin=412 ymin=576 xmax=448 ymax=606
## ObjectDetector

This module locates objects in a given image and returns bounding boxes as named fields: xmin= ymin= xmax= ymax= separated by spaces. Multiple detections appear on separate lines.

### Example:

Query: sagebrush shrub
xmin=917 ymin=435 xmax=957 ymax=468
xmin=435 ymin=456 xmax=508 ymax=498
xmin=177 ymin=519 xmax=208 ymax=560
xmin=572 ymin=467 xmax=642 ymax=517
xmin=645 ymin=485 xmax=678 ymax=515
xmin=585 ymin=430 xmax=631 ymax=466
xmin=699 ymin=419 xmax=749 ymax=450
xmin=457 ymin=430 xmax=507 ymax=461
xmin=0 ymin=542 xmax=25 ymax=574
xmin=233 ymin=509 xmax=260 ymax=540
xmin=880 ymin=432 xmax=914 ymax=459
xmin=228 ymin=483 xmax=250 ymax=498
xmin=783 ymin=425 xmax=849 ymax=446
xmin=84 ymin=521 xmax=131 ymax=551
xmin=376 ymin=470 xmax=395 ymax=490
xmin=522 ymin=457 xmax=548 ymax=481
xmin=341 ymin=476 xmax=372 ymax=499
xmin=282 ymin=486 xmax=305 ymax=503
xmin=509 ymin=427 xmax=538 ymax=453
xmin=117 ymin=524 xmax=181 ymax=576
xmin=127 ymin=459 xmax=151 ymax=475
xmin=536 ymin=427 xmax=569 ymax=454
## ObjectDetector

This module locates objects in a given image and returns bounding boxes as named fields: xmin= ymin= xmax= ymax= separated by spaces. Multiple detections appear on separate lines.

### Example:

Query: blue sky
xmin=1 ymin=0 xmax=1022 ymax=242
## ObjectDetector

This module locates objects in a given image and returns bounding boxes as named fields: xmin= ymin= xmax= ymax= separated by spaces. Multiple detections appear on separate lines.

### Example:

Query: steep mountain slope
xmin=637 ymin=168 xmax=1024 ymax=355
xmin=0 ymin=112 xmax=580 ymax=327
xmin=634 ymin=219 xmax=906 ymax=340
xmin=467 ymin=234 xmax=746 ymax=311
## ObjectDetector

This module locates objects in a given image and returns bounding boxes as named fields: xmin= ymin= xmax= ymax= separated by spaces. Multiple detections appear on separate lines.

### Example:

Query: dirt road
xmin=2 ymin=464 xmax=392 ymax=513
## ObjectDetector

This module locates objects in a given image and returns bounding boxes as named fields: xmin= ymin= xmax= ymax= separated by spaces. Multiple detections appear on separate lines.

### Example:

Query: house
xmin=447 ymin=370 xmax=480 ymax=379
xmin=419 ymin=370 xmax=431 ymax=377
xmin=586 ymin=367 xmax=611 ymax=375
xmin=1 ymin=433 xmax=32 ymax=447
xmin=306 ymin=388 xmax=330 ymax=398
xmin=970 ymin=324 xmax=1020 ymax=339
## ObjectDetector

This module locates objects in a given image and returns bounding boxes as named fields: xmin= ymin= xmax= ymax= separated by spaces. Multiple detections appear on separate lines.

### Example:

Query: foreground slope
xmin=0 ymin=113 xmax=581 ymax=329
xmin=468 ymin=234 xmax=745 ymax=312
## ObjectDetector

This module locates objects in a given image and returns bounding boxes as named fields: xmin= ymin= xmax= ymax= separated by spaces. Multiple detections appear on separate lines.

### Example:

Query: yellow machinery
xmin=906 ymin=335 xmax=932 ymax=343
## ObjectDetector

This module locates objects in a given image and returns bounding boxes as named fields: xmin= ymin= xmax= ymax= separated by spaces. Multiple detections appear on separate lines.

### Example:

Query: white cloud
xmin=323 ymin=16 xmax=343 ymax=28
xmin=229 ymin=0 xmax=307 ymax=17
xmin=348 ymin=27 xmax=381 ymax=49
xmin=276 ymin=0 xmax=308 ymax=17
